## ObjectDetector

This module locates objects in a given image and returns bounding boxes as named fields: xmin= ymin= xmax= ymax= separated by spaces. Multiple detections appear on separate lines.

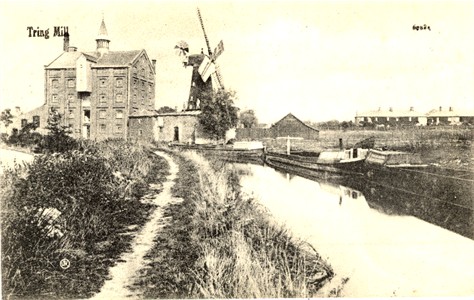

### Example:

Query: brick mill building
xmin=12 ymin=19 xmax=157 ymax=140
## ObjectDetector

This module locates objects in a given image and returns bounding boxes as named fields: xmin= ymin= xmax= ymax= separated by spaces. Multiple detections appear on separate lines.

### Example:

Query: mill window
xmin=114 ymin=124 xmax=123 ymax=133
xmin=99 ymin=110 xmax=106 ymax=119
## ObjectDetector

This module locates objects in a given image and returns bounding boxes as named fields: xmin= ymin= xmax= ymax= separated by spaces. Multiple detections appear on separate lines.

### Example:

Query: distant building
xmin=426 ymin=106 xmax=474 ymax=125
xmin=236 ymin=113 xmax=319 ymax=140
xmin=270 ymin=113 xmax=320 ymax=139
xmin=11 ymin=19 xmax=156 ymax=141
xmin=355 ymin=107 xmax=427 ymax=126
xmin=9 ymin=105 xmax=49 ymax=135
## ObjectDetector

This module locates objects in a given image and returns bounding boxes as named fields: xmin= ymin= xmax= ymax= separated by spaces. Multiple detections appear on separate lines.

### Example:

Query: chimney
xmin=63 ymin=32 xmax=69 ymax=52
xmin=14 ymin=106 xmax=21 ymax=116
xmin=449 ymin=106 xmax=453 ymax=112
xmin=410 ymin=106 xmax=414 ymax=112
xmin=378 ymin=107 xmax=381 ymax=112
xmin=439 ymin=106 xmax=442 ymax=112
xmin=389 ymin=107 xmax=393 ymax=112
xmin=152 ymin=59 xmax=156 ymax=72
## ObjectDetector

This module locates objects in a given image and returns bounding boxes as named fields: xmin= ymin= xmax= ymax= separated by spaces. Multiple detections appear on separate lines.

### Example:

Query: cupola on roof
xmin=96 ymin=18 xmax=110 ymax=41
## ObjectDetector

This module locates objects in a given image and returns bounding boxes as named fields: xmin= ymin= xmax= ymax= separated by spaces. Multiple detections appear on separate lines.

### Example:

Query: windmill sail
xmin=198 ymin=56 xmax=216 ymax=82
xmin=212 ymin=40 xmax=224 ymax=61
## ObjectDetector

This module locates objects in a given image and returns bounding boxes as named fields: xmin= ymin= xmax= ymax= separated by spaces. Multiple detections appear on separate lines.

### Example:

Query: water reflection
xmin=340 ymin=176 xmax=473 ymax=240
xmin=236 ymin=163 xmax=474 ymax=297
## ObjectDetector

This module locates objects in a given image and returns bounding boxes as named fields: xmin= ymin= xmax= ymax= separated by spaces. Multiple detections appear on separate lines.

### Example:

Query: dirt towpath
xmin=91 ymin=151 xmax=180 ymax=300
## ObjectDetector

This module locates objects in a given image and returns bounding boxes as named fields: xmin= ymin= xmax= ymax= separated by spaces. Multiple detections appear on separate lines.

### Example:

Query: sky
xmin=0 ymin=0 xmax=473 ymax=123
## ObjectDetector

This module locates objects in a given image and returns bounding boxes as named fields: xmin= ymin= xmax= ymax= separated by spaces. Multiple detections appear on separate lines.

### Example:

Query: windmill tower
xmin=177 ymin=8 xmax=225 ymax=111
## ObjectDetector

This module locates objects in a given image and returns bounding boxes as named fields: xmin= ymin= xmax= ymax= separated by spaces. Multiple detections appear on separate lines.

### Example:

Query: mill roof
xmin=186 ymin=54 xmax=205 ymax=67
xmin=45 ymin=50 xmax=143 ymax=69
xmin=87 ymin=50 xmax=142 ymax=67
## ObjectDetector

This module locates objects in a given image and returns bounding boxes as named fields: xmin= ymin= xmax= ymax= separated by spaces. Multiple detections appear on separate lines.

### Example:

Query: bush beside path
xmin=1 ymin=141 xmax=169 ymax=299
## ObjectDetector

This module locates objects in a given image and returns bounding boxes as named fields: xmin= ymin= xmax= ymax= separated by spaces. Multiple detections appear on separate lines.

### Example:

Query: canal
xmin=236 ymin=163 xmax=474 ymax=297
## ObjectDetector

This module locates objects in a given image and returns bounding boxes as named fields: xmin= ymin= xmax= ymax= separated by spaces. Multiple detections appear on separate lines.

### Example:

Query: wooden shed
xmin=269 ymin=113 xmax=319 ymax=139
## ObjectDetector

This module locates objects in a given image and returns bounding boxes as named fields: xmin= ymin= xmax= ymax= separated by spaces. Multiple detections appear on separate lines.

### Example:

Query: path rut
xmin=91 ymin=151 xmax=180 ymax=300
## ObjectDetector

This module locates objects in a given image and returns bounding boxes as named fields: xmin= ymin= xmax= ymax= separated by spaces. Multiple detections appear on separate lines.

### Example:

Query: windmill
xmin=175 ymin=8 xmax=225 ymax=111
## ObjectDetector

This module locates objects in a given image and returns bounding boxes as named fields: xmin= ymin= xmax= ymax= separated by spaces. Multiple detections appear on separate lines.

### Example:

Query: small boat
xmin=365 ymin=149 xmax=426 ymax=168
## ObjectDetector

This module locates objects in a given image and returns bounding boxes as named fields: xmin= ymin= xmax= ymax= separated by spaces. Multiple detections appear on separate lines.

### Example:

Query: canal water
xmin=236 ymin=163 xmax=474 ymax=297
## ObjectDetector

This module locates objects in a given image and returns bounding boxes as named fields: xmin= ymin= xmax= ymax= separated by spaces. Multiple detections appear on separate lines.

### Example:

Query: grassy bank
xmin=134 ymin=149 xmax=334 ymax=298
xmin=1 ymin=140 xmax=169 ymax=299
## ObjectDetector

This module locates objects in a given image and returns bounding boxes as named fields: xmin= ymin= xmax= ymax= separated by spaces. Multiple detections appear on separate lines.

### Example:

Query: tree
xmin=239 ymin=109 xmax=258 ymax=128
xmin=157 ymin=106 xmax=177 ymax=113
xmin=1 ymin=108 xmax=13 ymax=128
xmin=198 ymin=89 xmax=239 ymax=141
xmin=341 ymin=120 xmax=354 ymax=131
xmin=4 ymin=120 xmax=41 ymax=148
xmin=41 ymin=110 xmax=76 ymax=153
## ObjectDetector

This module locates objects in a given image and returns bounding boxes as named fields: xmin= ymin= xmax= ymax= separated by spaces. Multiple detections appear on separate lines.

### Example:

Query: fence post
xmin=287 ymin=136 xmax=290 ymax=155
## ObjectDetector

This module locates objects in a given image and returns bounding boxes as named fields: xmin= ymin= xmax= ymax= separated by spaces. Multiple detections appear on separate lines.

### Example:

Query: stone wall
xmin=128 ymin=117 xmax=155 ymax=142
xmin=154 ymin=113 xmax=200 ymax=143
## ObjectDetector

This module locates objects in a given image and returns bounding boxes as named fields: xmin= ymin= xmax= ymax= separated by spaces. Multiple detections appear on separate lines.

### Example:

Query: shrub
xmin=1 ymin=140 xmax=169 ymax=298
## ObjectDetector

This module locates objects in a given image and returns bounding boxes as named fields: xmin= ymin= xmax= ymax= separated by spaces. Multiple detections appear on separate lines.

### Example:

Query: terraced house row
xmin=355 ymin=106 xmax=474 ymax=127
